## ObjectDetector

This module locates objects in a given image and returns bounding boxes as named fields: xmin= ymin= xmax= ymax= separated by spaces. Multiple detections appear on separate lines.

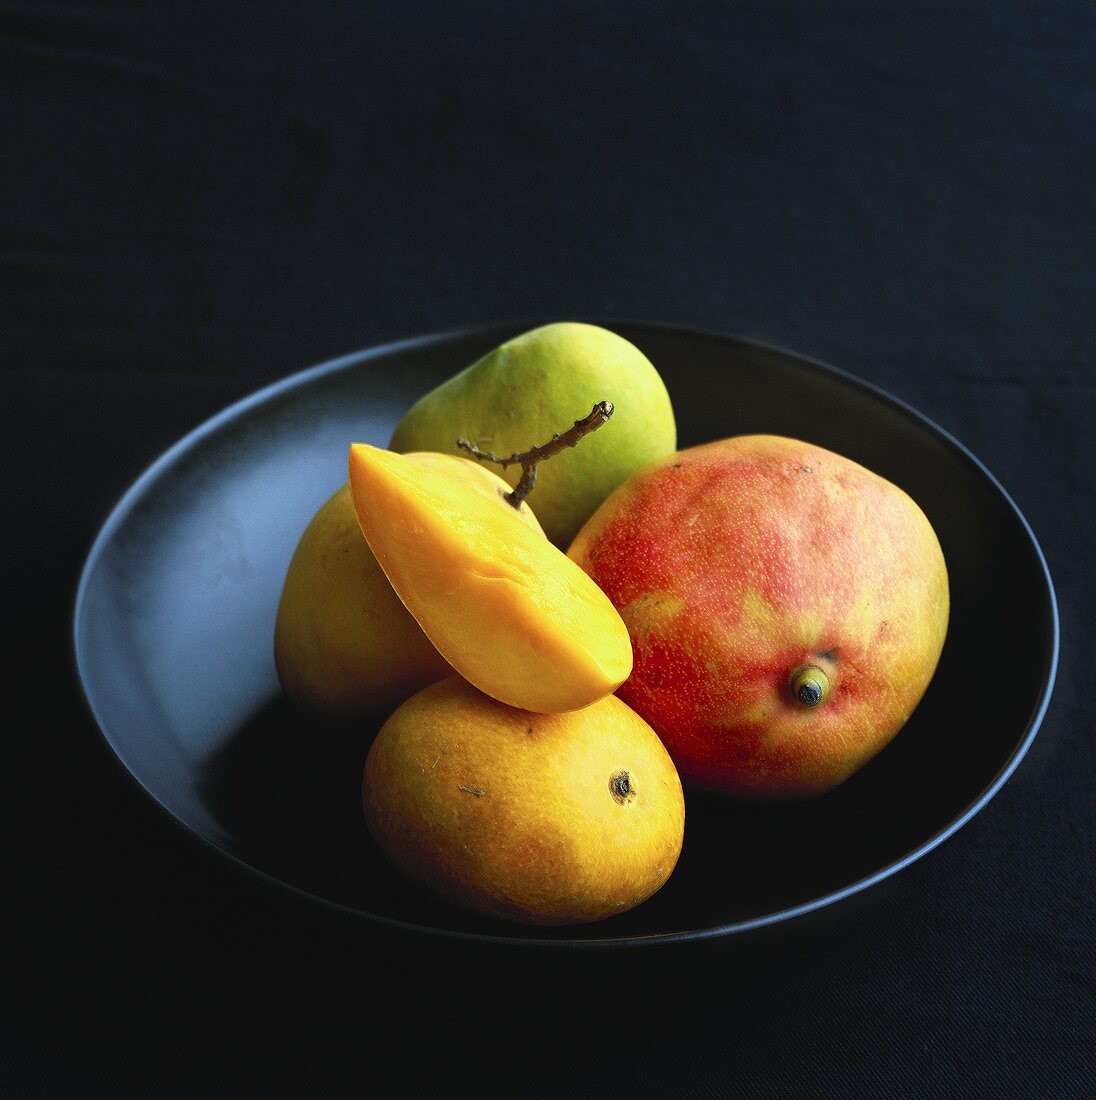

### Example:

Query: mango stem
xmin=457 ymin=401 xmax=614 ymax=510
xmin=790 ymin=664 xmax=830 ymax=708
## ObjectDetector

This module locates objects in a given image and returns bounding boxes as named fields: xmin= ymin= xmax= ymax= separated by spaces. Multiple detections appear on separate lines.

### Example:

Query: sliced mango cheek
xmin=348 ymin=445 xmax=633 ymax=714
xmin=403 ymin=451 xmax=544 ymax=535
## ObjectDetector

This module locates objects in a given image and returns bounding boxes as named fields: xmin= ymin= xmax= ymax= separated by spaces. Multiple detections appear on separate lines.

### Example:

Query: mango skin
xmin=569 ymin=435 xmax=950 ymax=799
xmin=390 ymin=322 xmax=677 ymax=546
xmin=274 ymin=454 xmax=540 ymax=722
xmin=363 ymin=677 xmax=685 ymax=925
xmin=348 ymin=444 xmax=632 ymax=714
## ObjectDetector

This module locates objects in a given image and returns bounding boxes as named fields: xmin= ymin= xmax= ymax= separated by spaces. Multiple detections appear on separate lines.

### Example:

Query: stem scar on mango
xmin=457 ymin=401 xmax=614 ymax=510
xmin=789 ymin=664 xmax=830 ymax=708
xmin=609 ymin=770 xmax=637 ymax=805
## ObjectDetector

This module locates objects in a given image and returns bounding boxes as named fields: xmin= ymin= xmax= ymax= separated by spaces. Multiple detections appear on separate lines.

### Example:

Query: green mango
xmin=389 ymin=323 xmax=676 ymax=546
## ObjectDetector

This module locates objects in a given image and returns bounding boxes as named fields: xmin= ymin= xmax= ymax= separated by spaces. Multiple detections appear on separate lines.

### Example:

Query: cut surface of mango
xmin=348 ymin=445 xmax=632 ymax=713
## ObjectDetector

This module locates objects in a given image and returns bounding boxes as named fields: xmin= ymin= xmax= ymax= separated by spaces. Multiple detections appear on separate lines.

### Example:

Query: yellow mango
xmin=364 ymin=677 xmax=685 ymax=925
xmin=274 ymin=453 xmax=539 ymax=721
xmin=347 ymin=444 xmax=632 ymax=713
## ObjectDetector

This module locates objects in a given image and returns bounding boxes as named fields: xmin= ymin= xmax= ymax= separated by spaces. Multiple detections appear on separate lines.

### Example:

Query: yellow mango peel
xmin=347 ymin=445 xmax=632 ymax=713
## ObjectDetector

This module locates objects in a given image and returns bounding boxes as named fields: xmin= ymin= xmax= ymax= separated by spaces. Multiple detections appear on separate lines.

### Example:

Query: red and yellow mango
xmin=569 ymin=435 xmax=949 ymax=799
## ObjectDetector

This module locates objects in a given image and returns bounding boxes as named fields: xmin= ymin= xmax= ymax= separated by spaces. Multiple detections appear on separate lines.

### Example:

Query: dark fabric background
xmin=3 ymin=3 xmax=1093 ymax=1096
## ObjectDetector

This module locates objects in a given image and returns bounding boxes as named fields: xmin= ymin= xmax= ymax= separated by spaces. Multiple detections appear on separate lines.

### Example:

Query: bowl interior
xmin=74 ymin=324 xmax=1056 ymax=944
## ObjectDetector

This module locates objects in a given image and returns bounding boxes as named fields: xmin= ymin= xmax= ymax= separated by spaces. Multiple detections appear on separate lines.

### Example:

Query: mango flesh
xmin=569 ymin=435 xmax=950 ymax=799
xmin=363 ymin=677 xmax=685 ymax=925
xmin=274 ymin=453 xmax=540 ymax=721
xmin=389 ymin=322 xmax=676 ymax=546
xmin=348 ymin=444 xmax=632 ymax=714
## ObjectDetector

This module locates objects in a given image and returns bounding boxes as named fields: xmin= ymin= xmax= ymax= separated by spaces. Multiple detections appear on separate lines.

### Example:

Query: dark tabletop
xmin=4 ymin=3 xmax=1093 ymax=1097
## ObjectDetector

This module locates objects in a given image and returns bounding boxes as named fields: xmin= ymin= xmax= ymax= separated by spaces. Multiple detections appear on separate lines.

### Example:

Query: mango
xmin=389 ymin=322 xmax=676 ymax=546
xmin=274 ymin=453 xmax=539 ymax=721
xmin=347 ymin=444 xmax=631 ymax=713
xmin=363 ymin=677 xmax=685 ymax=925
xmin=569 ymin=435 xmax=950 ymax=799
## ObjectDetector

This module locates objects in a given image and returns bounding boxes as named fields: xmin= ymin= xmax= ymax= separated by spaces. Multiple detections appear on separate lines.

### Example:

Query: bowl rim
xmin=72 ymin=319 xmax=1060 ymax=948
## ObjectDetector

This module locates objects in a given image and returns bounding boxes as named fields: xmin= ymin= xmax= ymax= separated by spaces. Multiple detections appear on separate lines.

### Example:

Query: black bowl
xmin=73 ymin=322 xmax=1058 ymax=946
